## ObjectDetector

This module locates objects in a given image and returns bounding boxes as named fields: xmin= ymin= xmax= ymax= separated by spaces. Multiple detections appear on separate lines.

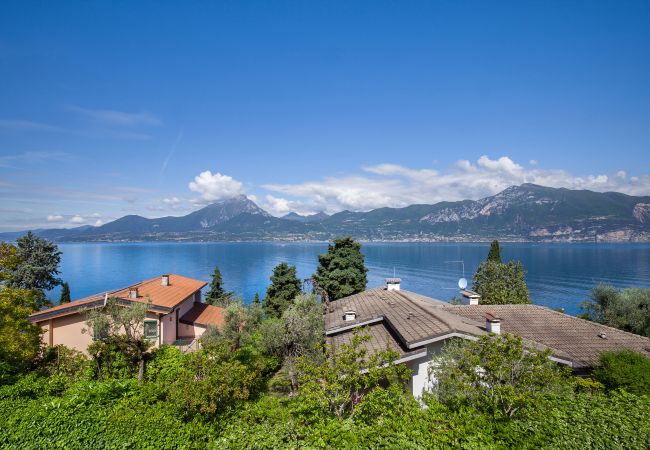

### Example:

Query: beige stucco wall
xmin=177 ymin=322 xmax=207 ymax=340
xmin=36 ymin=290 xmax=202 ymax=353
xmin=160 ymin=295 xmax=196 ymax=344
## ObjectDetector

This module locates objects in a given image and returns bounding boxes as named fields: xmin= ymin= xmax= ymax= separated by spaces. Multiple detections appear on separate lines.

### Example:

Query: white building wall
xmin=407 ymin=341 xmax=447 ymax=398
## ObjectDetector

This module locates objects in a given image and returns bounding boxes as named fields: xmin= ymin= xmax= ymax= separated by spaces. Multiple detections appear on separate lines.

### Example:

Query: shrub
xmin=593 ymin=349 xmax=650 ymax=395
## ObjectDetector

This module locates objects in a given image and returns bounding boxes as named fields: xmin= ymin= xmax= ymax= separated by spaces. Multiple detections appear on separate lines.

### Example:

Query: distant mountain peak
xmin=282 ymin=211 xmax=330 ymax=223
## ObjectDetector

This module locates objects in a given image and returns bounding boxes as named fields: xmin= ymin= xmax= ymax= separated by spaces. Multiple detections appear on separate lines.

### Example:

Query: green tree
xmin=84 ymin=298 xmax=152 ymax=380
xmin=252 ymin=292 xmax=261 ymax=305
xmin=487 ymin=239 xmax=502 ymax=262
xmin=0 ymin=287 xmax=43 ymax=377
xmin=59 ymin=282 xmax=71 ymax=304
xmin=581 ymin=285 xmax=650 ymax=337
xmin=0 ymin=243 xmax=21 ymax=283
xmin=472 ymin=260 xmax=531 ymax=304
xmin=296 ymin=328 xmax=410 ymax=419
xmin=261 ymin=294 xmax=324 ymax=391
xmin=429 ymin=333 xmax=569 ymax=417
xmin=593 ymin=350 xmax=650 ymax=395
xmin=205 ymin=265 xmax=233 ymax=307
xmin=264 ymin=262 xmax=301 ymax=318
xmin=313 ymin=236 xmax=367 ymax=301
xmin=6 ymin=232 xmax=62 ymax=308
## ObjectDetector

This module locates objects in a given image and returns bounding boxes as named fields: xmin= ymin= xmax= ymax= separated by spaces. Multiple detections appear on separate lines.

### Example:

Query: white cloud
xmin=529 ymin=159 xmax=538 ymax=165
xmin=163 ymin=197 xmax=182 ymax=206
xmin=188 ymin=170 xmax=245 ymax=202
xmin=0 ymin=119 xmax=63 ymax=132
xmin=70 ymin=215 xmax=84 ymax=223
xmin=94 ymin=219 xmax=103 ymax=227
xmin=69 ymin=106 xmax=161 ymax=127
xmin=0 ymin=151 xmax=73 ymax=168
xmin=260 ymin=195 xmax=318 ymax=216
xmin=262 ymin=155 xmax=650 ymax=213
xmin=616 ymin=170 xmax=626 ymax=179
xmin=47 ymin=214 xmax=64 ymax=222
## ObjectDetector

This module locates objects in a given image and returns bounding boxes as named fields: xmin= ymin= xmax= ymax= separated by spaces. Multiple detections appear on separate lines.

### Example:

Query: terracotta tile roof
xmin=180 ymin=303 xmax=225 ymax=328
xmin=444 ymin=304 xmax=650 ymax=369
xmin=30 ymin=274 xmax=206 ymax=322
xmin=112 ymin=274 xmax=206 ymax=309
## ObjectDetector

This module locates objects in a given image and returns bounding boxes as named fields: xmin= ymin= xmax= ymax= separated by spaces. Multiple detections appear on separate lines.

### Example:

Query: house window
xmin=144 ymin=320 xmax=158 ymax=340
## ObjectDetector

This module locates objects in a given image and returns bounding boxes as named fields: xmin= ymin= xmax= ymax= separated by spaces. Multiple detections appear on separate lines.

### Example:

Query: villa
xmin=29 ymin=274 xmax=224 ymax=353
xmin=326 ymin=279 xmax=650 ymax=398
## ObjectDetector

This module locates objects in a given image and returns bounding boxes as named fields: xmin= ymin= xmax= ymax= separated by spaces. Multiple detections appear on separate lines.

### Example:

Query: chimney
xmin=485 ymin=312 xmax=501 ymax=334
xmin=344 ymin=310 xmax=357 ymax=321
xmin=129 ymin=288 xmax=139 ymax=299
xmin=385 ymin=278 xmax=401 ymax=291
xmin=461 ymin=289 xmax=480 ymax=305
xmin=161 ymin=274 xmax=170 ymax=286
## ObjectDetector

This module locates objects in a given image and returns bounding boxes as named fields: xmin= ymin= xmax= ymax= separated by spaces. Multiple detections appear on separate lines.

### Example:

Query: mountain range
xmin=2 ymin=184 xmax=649 ymax=242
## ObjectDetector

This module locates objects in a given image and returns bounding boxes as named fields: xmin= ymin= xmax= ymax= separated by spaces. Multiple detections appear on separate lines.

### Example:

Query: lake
xmin=49 ymin=242 xmax=650 ymax=315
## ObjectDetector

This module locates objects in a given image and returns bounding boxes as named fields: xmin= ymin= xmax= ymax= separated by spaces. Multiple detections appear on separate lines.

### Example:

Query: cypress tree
xmin=313 ymin=236 xmax=367 ymax=301
xmin=487 ymin=240 xmax=502 ymax=263
xmin=264 ymin=262 xmax=302 ymax=319
xmin=252 ymin=292 xmax=261 ymax=305
xmin=59 ymin=282 xmax=71 ymax=304
xmin=205 ymin=265 xmax=233 ymax=307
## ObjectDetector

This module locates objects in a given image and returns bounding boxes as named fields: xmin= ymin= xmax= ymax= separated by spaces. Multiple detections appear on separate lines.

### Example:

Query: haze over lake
xmin=49 ymin=242 xmax=650 ymax=315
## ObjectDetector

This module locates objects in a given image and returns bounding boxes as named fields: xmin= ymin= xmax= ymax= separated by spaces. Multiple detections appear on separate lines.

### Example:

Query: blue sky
xmin=1 ymin=0 xmax=649 ymax=231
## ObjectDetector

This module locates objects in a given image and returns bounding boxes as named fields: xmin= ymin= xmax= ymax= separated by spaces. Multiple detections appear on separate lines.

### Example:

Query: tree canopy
xmin=205 ymin=265 xmax=233 ymax=307
xmin=581 ymin=285 xmax=650 ymax=337
xmin=59 ymin=282 xmax=71 ymax=304
xmin=264 ymin=262 xmax=301 ymax=319
xmin=487 ymin=239 xmax=502 ymax=262
xmin=0 ymin=287 xmax=43 ymax=377
xmin=430 ymin=333 xmax=570 ymax=417
xmin=472 ymin=260 xmax=531 ymax=304
xmin=313 ymin=236 xmax=367 ymax=301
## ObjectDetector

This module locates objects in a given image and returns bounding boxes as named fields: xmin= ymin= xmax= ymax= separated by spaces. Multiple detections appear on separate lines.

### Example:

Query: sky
xmin=0 ymin=0 xmax=649 ymax=231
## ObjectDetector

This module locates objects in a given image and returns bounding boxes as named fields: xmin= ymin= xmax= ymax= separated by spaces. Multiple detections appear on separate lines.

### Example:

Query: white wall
xmin=407 ymin=340 xmax=447 ymax=398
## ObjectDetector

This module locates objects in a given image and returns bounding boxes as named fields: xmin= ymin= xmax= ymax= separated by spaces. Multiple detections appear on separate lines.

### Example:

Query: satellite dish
xmin=458 ymin=278 xmax=468 ymax=289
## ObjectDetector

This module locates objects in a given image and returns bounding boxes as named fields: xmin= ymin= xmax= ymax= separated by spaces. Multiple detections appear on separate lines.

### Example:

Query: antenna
xmin=393 ymin=266 xmax=396 ymax=278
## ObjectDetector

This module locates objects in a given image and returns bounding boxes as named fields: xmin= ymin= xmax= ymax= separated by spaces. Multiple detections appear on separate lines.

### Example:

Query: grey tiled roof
xmin=325 ymin=287 xmax=650 ymax=370
xmin=325 ymin=288 xmax=485 ymax=347
xmin=326 ymin=322 xmax=425 ymax=362
xmin=444 ymin=304 xmax=650 ymax=369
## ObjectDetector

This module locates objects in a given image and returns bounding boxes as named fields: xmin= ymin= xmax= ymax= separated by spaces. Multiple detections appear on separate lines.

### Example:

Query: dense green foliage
xmin=313 ymin=236 xmax=367 ymax=301
xmin=593 ymin=350 xmax=650 ymax=395
xmin=84 ymin=298 xmax=152 ymax=380
xmin=0 ymin=287 xmax=42 ymax=379
xmin=430 ymin=334 xmax=570 ymax=417
xmin=581 ymin=284 xmax=650 ymax=337
xmin=487 ymin=239 xmax=502 ymax=262
xmin=473 ymin=260 xmax=531 ymax=304
xmin=263 ymin=262 xmax=302 ymax=318
xmin=205 ymin=265 xmax=233 ymax=307
xmin=59 ymin=282 xmax=71 ymax=303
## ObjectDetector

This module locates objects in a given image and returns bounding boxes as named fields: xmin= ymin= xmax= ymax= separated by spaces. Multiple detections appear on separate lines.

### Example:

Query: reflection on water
xmin=51 ymin=242 xmax=650 ymax=315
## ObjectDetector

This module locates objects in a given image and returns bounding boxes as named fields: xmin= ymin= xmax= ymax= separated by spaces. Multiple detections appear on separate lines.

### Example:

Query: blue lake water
xmin=48 ymin=242 xmax=650 ymax=315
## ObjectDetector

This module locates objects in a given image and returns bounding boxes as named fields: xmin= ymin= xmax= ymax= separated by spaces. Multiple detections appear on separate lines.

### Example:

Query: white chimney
xmin=161 ymin=274 xmax=170 ymax=286
xmin=461 ymin=289 xmax=480 ymax=305
xmin=344 ymin=310 xmax=357 ymax=321
xmin=129 ymin=288 xmax=139 ymax=299
xmin=385 ymin=278 xmax=401 ymax=291
xmin=485 ymin=312 xmax=501 ymax=334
